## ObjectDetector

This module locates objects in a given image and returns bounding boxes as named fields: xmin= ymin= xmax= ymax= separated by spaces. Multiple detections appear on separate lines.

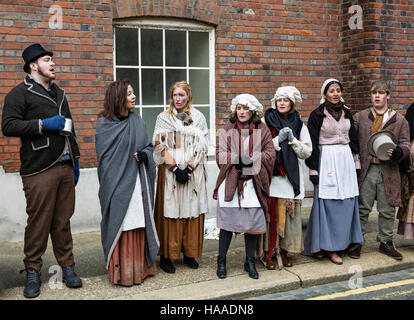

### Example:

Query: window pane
xmin=165 ymin=30 xmax=186 ymax=67
xmin=142 ymin=107 xmax=165 ymax=139
xmin=165 ymin=69 xmax=187 ymax=103
xmin=115 ymin=28 xmax=138 ymax=66
xmin=116 ymin=68 xmax=140 ymax=105
xmin=142 ymin=69 xmax=163 ymax=105
xmin=196 ymin=106 xmax=210 ymax=130
xmin=189 ymin=70 xmax=209 ymax=104
xmin=189 ymin=31 xmax=209 ymax=67
xmin=141 ymin=29 xmax=162 ymax=66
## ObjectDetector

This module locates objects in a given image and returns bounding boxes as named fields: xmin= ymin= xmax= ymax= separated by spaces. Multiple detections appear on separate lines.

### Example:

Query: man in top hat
xmin=350 ymin=80 xmax=410 ymax=260
xmin=2 ymin=43 xmax=82 ymax=298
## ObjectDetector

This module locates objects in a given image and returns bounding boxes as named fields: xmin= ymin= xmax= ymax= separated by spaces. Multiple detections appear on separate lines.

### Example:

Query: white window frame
xmin=113 ymin=18 xmax=216 ymax=155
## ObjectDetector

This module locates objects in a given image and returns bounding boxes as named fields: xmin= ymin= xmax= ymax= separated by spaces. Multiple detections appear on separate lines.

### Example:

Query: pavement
xmin=1 ymin=208 xmax=414 ymax=300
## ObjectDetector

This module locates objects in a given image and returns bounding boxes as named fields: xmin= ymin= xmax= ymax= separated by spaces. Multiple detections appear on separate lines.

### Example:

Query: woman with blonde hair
xmin=153 ymin=81 xmax=209 ymax=273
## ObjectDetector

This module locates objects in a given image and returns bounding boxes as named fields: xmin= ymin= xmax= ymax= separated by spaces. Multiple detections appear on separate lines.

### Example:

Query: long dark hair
xmin=100 ymin=79 xmax=132 ymax=120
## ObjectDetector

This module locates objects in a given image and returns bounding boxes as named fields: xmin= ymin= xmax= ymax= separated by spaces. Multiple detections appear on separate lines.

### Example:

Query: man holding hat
xmin=2 ymin=43 xmax=82 ymax=298
xmin=352 ymin=80 xmax=410 ymax=260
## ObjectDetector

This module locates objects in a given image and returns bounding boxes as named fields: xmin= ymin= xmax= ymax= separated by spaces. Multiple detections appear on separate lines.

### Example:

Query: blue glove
xmin=278 ymin=128 xmax=288 ymax=143
xmin=73 ymin=160 xmax=80 ymax=186
xmin=286 ymin=128 xmax=294 ymax=142
xmin=42 ymin=115 xmax=65 ymax=132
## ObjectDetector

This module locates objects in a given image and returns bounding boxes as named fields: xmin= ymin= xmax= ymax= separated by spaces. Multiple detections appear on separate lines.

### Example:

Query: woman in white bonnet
xmin=303 ymin=79 xmax=363 ymax=264
xmin=213 ymin=94 xmax=275 ymax=279
xmin=258 ymin=86 xmax=312 ymax=269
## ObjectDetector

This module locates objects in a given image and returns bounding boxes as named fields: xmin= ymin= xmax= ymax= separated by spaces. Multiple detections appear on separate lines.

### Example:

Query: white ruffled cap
xmin=320 ymin=78 xmax=345 ymax=104
xmin=230 ymin=94 xmax=264 ymax=117
xmin=271 ymin=86 xmax=302 ymax=109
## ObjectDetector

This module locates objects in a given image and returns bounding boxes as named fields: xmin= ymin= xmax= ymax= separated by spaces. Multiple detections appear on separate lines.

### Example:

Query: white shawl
xmin=152 ymin=106 xmax=209 ymax=219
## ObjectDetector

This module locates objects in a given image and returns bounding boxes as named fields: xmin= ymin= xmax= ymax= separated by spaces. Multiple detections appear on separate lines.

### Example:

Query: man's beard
xmin=38 ymin=65 xmax=56 ymax=81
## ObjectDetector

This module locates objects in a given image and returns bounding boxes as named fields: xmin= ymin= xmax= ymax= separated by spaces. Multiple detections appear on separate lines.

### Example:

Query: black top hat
xmin=22 ymin=43 xmax=53 ymax=73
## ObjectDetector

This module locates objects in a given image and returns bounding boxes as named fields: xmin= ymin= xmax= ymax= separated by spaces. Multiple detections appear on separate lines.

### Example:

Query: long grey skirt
xmin=303 ymin=187 xmax=363 ymax=255
xmin=216 ymin=199 xmax=266 ymax=234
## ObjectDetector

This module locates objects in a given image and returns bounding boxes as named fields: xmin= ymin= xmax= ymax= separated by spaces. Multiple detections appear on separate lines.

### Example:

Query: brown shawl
xmin=213 ymin=121 xmax=276 ymax=219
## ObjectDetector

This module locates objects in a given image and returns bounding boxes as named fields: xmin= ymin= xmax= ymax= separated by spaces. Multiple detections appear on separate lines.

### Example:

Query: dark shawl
xmin=265 ymin=108 xmax=303 ymax=197
xmin=305 ymin=103 xmax=359 ymax=172
xmin=213 ymin=121 xmax=276 ymax=219
xmin=95 ymin=113 xmax=159 ymax=269
xmin=400 ymin=102 xmax=414 ymax=171
xmin=405 ymin=103 xmax=414 ymax=141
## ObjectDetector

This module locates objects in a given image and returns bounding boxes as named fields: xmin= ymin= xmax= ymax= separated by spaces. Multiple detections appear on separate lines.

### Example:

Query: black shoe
xmin=347 ymin=243 xmax=362 ymax=259
xmin=183 ymin=256 xmax=199 ymax=269
xmin=244 ymin=256 xmax=259 ymax=279
xmin=379 ymin=241 xmax=403 ymax=261
xmin=62 ymin=265 xmax=82 ymax=288
xmin=160 ymin=256 xmax=176 ymax=273
xmin=22 ymin=268 xmax=41 ymax=298
xmin=217 ymin=255 xmax=227 ymax=279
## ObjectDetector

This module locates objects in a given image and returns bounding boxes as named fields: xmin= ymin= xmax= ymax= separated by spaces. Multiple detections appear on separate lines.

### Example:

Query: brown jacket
xmin=213 ymin=121 xmax=276 ymax=219
xmin=354 ymin=108 xmax=410 ymax=207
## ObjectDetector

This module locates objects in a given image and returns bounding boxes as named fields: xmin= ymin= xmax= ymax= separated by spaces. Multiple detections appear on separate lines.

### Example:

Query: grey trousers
xmin=358 ymin=164 xmax=397 ymax=243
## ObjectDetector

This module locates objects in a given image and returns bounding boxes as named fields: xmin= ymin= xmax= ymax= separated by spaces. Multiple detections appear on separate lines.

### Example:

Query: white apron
xmin=122 ymin=172 xmax=145 ymax=231
xmin=318 ymin=144 xmax=359 ymax=200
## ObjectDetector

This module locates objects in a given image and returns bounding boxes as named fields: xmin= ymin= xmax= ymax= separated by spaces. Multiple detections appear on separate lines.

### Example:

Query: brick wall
xmin=340 ymin=0 xmax=414 ymax=113
xmin=0 ymin=0 xmax=413 ymax=173
xmin=0 ymin=0 xmax=114 ymax=172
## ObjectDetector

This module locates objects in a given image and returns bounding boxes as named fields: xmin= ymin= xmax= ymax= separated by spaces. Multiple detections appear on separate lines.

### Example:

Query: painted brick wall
xmin=0 ymin=0 xmax=413 ymax=173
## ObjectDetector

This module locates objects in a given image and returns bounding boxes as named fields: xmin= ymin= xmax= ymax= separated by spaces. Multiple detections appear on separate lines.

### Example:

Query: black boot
xmin=183 ymin=256 xmax=199 ymax=269
xmin=62 ymin=265 xmax=82 ymax=288
xmin=217 ymin=255 xmax=227 ymax=279
xmin=160 ymin=256 xmax=176 ymax=273
xmin=22 ymin=268 xmax=41 ymax=298
xmin=244 ymin=256 xmax=259 ymax=279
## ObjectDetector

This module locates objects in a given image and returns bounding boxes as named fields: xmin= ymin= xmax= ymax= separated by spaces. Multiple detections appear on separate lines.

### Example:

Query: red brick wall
xmin=340 ymin=0 xmax=414 ymax=113
xmin=111 ymin=0 xmax=343 ymax=125
xmin=0 ymin=0 xmax=413 ymax=173
xmin=0 ymin=0 xmax=113 ymax=172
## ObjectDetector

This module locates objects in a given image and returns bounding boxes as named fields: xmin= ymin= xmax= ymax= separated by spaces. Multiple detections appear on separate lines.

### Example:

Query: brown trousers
xmin=21 ymin=161 xmax=75 ymax=271
xmin=154 ymin=164 xmax=204 ymax=259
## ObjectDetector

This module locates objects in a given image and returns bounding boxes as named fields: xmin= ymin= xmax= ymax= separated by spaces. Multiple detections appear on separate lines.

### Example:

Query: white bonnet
xmin=271 ymin=86 xmax=302 ymax=109
xmin=320 ymin=78 xmax=345 ymax=104
xmin=230 ymin=94 xmax=264 ymax=117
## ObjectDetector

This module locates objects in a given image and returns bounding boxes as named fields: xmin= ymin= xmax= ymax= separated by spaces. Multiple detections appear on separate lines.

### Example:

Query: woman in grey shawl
xmin=95 ymin=79 xmax=159 ymax=286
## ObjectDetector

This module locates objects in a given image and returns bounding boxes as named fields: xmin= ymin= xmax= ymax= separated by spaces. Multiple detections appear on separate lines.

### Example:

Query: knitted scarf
xmin=325 ymin=100 xmax=344 ymax=122
xmin=265 ymin=109 xmax=302 ymax=197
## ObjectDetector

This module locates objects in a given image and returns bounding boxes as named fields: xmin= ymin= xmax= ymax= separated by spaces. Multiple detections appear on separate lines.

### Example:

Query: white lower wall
xmin=0 ymin=162 xmax=220 ymax=242
xmin=0 ymin=161 xmax=312 ymax=242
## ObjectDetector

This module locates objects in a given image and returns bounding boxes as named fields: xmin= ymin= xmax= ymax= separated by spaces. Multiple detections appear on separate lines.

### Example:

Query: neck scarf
xmin=371 ymin=108 xmax=388 ymax=134
xmin=324 ymin=100 xmax=344 ymax=122
xmin=176 ymin=111 xmax=193 ymax=126
xmin=265 ymin=109 xmax=302 ymax=197
xmin=235 ymin=120 xmax=256 ymax=205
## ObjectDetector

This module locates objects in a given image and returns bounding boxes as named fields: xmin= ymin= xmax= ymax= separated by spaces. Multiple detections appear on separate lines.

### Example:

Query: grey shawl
xmin=95 ymin=113 xmax=159 ymax=269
